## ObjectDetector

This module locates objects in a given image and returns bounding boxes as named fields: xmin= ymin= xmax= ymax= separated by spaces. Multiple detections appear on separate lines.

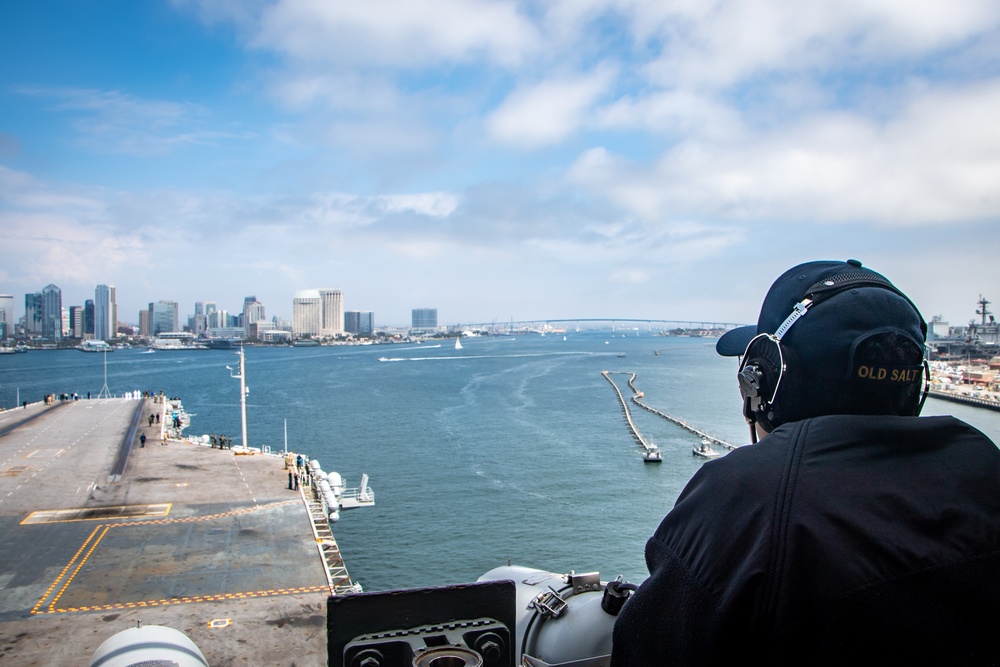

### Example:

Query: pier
xmin=0 ymin=396 xmax=338 ymax=666
xmin=928 ymin=389 xmax=1000 ymax=413
xmin=602 ymin=371 xmax=736 ymax=455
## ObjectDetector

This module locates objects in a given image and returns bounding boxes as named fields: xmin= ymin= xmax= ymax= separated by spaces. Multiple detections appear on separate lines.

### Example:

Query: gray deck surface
xmin=0 ymin=398 xmax=329 ymax=666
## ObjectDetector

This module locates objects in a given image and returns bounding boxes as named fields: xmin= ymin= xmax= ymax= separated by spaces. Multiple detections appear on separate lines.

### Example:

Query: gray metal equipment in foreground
xmin=89 ymin=624 xmax=209 ymax=667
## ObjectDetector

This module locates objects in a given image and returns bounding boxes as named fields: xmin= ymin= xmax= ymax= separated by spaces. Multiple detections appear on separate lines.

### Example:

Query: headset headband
xmin=756 ymin=269 xmax=925 ymax=350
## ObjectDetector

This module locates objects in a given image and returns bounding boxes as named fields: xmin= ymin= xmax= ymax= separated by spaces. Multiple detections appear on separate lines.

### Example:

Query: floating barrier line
xmin=625 ymin=374 xmax=736 ymax=450
xmin=603 ymin=370 xmax=736 ymax=452
xmin=602 ymin=371 xmax=654 ymax=453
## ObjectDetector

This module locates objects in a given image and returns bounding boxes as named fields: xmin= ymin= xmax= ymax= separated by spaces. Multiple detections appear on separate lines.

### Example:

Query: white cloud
xmin=632 ymin=0 xmax=1000 ymax=88
xmin=376 ymin=193 xmax=459 ymax=217
xmin=253 ymin=0 xmax=541 ymax=68
xmin=486 ymin=67 xmax=616 ymax=148
xmin=568 ymin=79 xmax=1000 ymax=225
xmin=15 ymin=87 xmax=238 ymax=156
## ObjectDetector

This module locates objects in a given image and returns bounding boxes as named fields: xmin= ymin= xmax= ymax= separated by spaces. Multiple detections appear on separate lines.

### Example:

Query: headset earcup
xmin=739 ymin=336 xmax=783 ymax=429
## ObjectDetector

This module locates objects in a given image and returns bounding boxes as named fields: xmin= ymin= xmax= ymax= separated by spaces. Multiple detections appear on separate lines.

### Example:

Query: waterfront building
xmin=412 ymin=308 xmax=438 ymax=332
xmin=40 ymin=284 xmax=62 ymax=341
xmin=292 ymin=290 xmax=321 ymax=337
xmin=248 ymin=320 xmax=275 ymax=340
xmin=190 ymin=301 xmax=206 ymax=336
xmin=345 ymin=310 xmax=375 ymax=335
xmin=260 ymin=329 xmax=292 ymax=343
xmin=243 ymin=296 xmax=266 ymax=338
xmin=149 ymin=300 xmax=180 ymax=335
xmin=94 ymin=284 xmax=117 ymax=341
xmin=319 ymin=289 xmax=343 ymax=337
xmin=0 ymin=293 xmax=13 ymax=339
xmin=139 ymin=309 xmax=152 ymax=337
xmin=69 ymin=305 xmax=84 ymax=339
xmin=204 ymin=302 xmax=218 ymax=329
xmin=84 ymin=299 xmax=94 ymax=339
xmin=24 ymin=291 xmax=43 ymax=337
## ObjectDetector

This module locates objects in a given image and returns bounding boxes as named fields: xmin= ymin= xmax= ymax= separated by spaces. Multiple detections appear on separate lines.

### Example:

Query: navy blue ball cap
xmin=716 ymin=259 xmax=927 ymax=359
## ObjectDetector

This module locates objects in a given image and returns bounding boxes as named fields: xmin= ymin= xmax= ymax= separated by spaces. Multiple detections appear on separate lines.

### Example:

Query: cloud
xmin=249 ymin=0 xmax=541 ymax=69
xmin=14 ymin=87 xmax=240 ymax=155
xmin=486 ymin=67 xmax=616 ymax=148
xmin=627 ymin=0 xmax=1000 ymax=88
xmin=568 ymin=79 xmax=1000 ymax=225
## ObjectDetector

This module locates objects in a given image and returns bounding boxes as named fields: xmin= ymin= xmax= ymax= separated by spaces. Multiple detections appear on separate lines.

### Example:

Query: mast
xmin=228 ymin=346 xmax=249 ymax=448
xmin=98 ymin=348 xmax=111 ymax=398
xmin=976 ymin=295 xmax=992 ymax=327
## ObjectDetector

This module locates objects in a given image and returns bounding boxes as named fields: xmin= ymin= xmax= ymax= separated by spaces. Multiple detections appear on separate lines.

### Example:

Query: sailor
xmin=611 ymin=259 xmax=1000 ymax=665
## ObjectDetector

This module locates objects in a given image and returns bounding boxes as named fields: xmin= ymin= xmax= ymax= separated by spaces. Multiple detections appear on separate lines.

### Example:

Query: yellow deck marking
xmin=21 ymin=503 xmax=173 ymax=525
xmin=30 ymin=499 xmax=312 ymax=615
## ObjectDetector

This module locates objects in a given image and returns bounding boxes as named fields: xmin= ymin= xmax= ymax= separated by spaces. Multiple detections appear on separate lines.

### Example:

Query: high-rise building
xmin=94 ymin=284 xmax=117 ymax=340
xmin=69 ymin=305 xmax=84 ymax=338
xmin=345 ymin=310 xmax=374 ymax=335
xmin=190 ymin=301 xmax=206 ymax=336
xmin=24 ymin=291 xmax=43 ymax=336
xmin=319 ymin=289 xmax=343 ymax=337
xmin=412 ymin=308 xmax=438 ymax=331
xmin=84 ymin=300 xmax=94 ymax=338
xmin=243 ymin=296 xmax=266 ymax=332
xmin=139 ymin=309 xmax=151 ymax=337
xmin=0 ymin=294 xmax=13 ymax=339
xmin=292 ymin=290 xmax=321 ymax=337
xmin=204 ymin=302 xmax=219 ymax=329
xmin=41 ymin=284 xmax=62 ymax=340
xmin=149 ymin=300 xmax=179 ymax=335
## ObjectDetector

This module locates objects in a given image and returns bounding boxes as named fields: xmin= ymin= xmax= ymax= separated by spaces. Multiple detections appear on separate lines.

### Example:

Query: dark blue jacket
xmin=611 ymin=415 xmax=1000 ymax=666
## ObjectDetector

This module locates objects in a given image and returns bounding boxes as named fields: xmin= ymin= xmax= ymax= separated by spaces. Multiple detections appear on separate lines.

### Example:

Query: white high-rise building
xmin=94 ymin=284 xmax=117 ymax=340
xmin=319 ymin=289 xmax=343 ymax=337
xmin=292 ymin=290 xmax=321 ymax=337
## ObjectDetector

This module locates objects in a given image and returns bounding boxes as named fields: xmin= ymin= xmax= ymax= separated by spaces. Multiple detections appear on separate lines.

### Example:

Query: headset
xmin=737 ymin=270 xmax=930 ymax=444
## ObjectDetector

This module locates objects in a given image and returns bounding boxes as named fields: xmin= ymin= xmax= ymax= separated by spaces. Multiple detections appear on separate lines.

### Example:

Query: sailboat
xmin=455 ymin=337 xmax=463 ymax=350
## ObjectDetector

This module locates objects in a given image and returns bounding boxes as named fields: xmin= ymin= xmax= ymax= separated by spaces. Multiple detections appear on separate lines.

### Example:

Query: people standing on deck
xmin=612 ymin=259 xmax=1000 ymax=666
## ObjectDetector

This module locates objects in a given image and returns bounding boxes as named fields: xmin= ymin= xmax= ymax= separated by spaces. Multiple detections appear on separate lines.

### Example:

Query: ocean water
xmin=2 ymin=333 xmax=998 ymax=592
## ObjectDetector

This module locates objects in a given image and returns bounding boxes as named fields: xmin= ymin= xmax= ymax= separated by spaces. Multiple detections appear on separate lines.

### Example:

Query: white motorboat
xmin=693 ymin=438 xmax=721 ymax=459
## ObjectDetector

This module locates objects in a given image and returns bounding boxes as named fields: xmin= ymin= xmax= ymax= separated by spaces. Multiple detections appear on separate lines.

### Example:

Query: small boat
xmin=643 ymin=447 xmax=663 ymax=463
xmin=693 ymin=438 xmax=721 ymax=459
xmin=455 ymin=337 xmax=463 ymax=350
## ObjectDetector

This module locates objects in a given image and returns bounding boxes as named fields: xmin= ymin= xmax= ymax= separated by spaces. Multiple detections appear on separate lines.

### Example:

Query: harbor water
xmin=2 ymin=333 xmax=998 ymax=592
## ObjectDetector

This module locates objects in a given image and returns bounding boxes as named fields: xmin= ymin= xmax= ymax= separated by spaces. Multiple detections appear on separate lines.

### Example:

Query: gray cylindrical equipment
xmin=477 ymin=565 xmax=616 ymax=665
xmin=89 ymin=625 xmax=208 ymax=667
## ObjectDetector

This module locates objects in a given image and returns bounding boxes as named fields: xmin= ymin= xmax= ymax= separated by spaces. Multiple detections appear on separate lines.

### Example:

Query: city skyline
xmin=2 ymin=2 xmax=998 ymax=327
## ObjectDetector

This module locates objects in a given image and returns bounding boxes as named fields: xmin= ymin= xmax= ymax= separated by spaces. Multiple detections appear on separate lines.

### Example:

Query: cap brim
xmin=716 ymin=325 xmax=757 ymax=357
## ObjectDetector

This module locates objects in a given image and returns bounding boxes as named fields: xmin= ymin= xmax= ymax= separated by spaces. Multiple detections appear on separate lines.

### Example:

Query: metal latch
xmin=528 ymin=588 xmax=568 ymax=619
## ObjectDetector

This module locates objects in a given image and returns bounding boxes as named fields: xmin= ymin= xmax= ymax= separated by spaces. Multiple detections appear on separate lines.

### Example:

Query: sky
xmin=1 ymin=0 xmax=999 ymax=328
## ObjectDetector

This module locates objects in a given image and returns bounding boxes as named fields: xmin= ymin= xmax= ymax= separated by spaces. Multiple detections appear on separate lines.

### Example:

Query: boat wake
xmin=379 ymin=351 xmax=597 ymax=363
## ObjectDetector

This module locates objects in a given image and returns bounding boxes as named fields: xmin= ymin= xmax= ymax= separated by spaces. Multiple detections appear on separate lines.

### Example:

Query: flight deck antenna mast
xmin=226 ymin=347 xmax=249 ymax=449
xmin=97 ymin=348 xmax=112 ymax=398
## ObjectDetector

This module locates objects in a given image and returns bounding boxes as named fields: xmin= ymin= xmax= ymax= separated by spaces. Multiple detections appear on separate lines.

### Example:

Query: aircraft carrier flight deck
xmin=0 ymin=397 xmax=331 ymax=666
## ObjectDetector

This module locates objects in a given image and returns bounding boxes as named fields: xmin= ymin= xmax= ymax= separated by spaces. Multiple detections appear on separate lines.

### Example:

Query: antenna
xmin=976 ymin=295 xmax=992 ymax=327
xmin=97 ymin=348 xmax=112 ymax=398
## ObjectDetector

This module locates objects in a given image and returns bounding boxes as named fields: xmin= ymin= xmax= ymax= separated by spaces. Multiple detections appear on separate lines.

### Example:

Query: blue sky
xmin=2 ymin=0 xmax=999 ymax=327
